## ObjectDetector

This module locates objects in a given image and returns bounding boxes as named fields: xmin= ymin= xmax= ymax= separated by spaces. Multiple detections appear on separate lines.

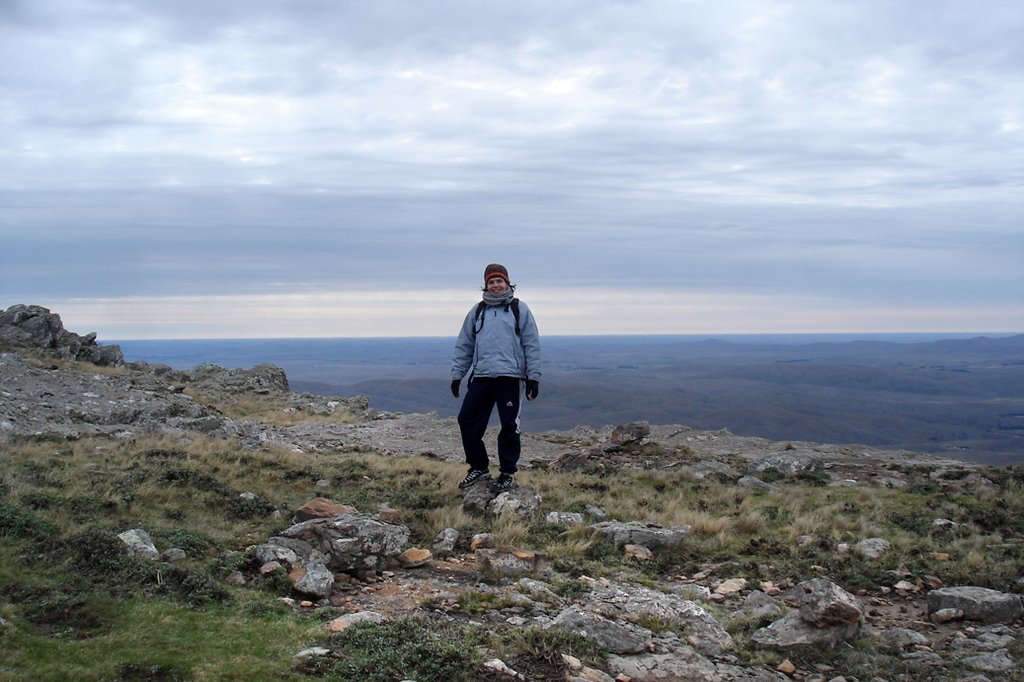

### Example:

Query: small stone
xmin=483 ymin=658 xmax=519 ymax=677
xmin=624 ymin=544 xmax=654 ymax=561
xmin=930 ymin=607 xmax=964 ymax=623
xmin=930 ymin=551 xmax=951 ymax=561
xmin=777 ymin=658 xmax=796 ymax=674
xmin=161 ymin=548 xmax=187 ymax=563
xmin=715 ymin=578 xmax=748 ymax=596
xmin=397 ymin=548 xmax=432 ymax=568
xmin=894 ymin=580 xmax=918 ymax=592
xmin=856 ymin=537 xmax=891 ymax=559
xmin=922 ymin=575 xmax=943 ymax=590
xmin=292 ymin=497 xmax=356 ymax=522
xmin=260 ymin=561 xmax=282 ymax=574
xmin=226 ymin=571 xmax=246 ymax=586
xmin=562 ymin=654 xmax=584 ymax=671
xmin=377 ymin=506 xmax=404 ymax=524
xmin=470 ymin=533 xmax=494 ymax=550
xmin=328 ymin=611 xmax=384 ymax=632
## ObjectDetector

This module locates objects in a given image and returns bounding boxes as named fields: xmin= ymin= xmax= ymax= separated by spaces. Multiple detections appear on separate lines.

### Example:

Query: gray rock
xmin=475 ymin=547 xmax=539 ymax=575
xmin=796 ymin=578 xmax=863 ymax=626
xmin=670 ymin=583 xmax=713 ymax=602
xmin=275 ymin=512 xmax=410 ymax=576
xmin=737 ymin=476 xmax=775 ymax=491
xmin=546 ymin=511 xmax=585 ymax=526
xmin=592 ymin=520 xmax=690 ymax=548
xmin=517 ymin=578 xmax=561 ymax=602
xmin=879 ymin=627 xmax=929 ymax=650
xmin=741 ymin=590 xmax=784 ymax=620
xmin=610 ymin=421 xmax=650 ymax=445
xmin=585 ymin=583 xmax=732 ymax=656
xmin=329 ymin=611 xmax=384 ymax=630
xmin=162 ymin=548 xmax=187 ymax=563
xmin=750 ymin=453 xmax=824 ymax=475
xmin=292 ymin=561 xmax=333 ymax=598
xmin=608 ymin=650 xmax=787 ymax=682
xmin=117 ymin=528 xmax=159 ymax=561
xmin=488 ymin=486 xmax=541 ymax=517
xmin=550 ymin=605 xmax=651 ymax=654
xmin=961 ymin=650 xmax=1014 ymax=673
xmin=751 ymin=611 xmax=860 ymax=652
xmin=855 ymin=537 xmax=891 ymax=559
xmin=927 ymin=586 xmax=1024 ymax=624
xmin=950 ymin=631 xmax=1015 ymax=652
xmin=462 ymin=481 xmax=497 ymax=516
xmin=432 ymin=527 xmax=461 ymax=552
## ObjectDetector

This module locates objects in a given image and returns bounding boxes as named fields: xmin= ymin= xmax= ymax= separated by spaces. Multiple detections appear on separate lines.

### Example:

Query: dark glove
xmin=451 ymin=379 xmax=460 ymax=398
xmin=526 ymin=379 xmax=539 ymax=400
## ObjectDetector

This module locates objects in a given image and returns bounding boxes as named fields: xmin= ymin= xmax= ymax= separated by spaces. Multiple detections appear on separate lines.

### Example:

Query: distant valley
xmin=117 ymin=333 xmax=1024 ymax=465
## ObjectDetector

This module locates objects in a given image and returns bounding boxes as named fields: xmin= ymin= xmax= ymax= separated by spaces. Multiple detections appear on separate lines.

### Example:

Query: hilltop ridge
xmin=0 ymin=304 xmax=973 ymax=478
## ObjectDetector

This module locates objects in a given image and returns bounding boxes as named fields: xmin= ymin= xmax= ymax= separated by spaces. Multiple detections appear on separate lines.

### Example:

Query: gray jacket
xmin=451 ymin=300 xmax=542 ymax=381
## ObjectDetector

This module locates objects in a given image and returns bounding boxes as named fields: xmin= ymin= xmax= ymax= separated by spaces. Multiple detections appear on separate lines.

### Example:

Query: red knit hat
xmin=484 ymin=263 xmax=510 ymax=285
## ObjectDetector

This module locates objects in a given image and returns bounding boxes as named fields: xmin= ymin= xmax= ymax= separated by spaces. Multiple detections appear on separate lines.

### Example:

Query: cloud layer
xmin=2 ymin=1 xmax=1022 ymax=336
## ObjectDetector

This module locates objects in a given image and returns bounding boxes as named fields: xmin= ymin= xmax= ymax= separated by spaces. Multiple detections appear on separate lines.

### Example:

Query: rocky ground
xmin=2 ymin=304 xmax=1021 ymax=681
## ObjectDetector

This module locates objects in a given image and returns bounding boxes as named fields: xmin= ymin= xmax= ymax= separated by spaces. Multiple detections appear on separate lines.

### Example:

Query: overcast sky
xmin=2 ymin=0 xmax=1022 ymax=339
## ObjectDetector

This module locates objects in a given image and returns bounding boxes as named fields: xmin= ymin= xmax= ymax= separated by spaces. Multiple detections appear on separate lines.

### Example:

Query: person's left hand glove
xmin=451 ymin=380 xmax=461 ymax=398
xmin=526 ymin=379 xmax=539 ymax=400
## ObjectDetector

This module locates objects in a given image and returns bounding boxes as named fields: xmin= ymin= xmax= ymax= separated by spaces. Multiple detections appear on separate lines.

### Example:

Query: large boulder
xmin=255 ymin=512 xmax=410 ymax=580
xmin=752 ymin=578 xmax=862 ymax=652
xmin=927 ymin=586 xmax=1024 ymax=624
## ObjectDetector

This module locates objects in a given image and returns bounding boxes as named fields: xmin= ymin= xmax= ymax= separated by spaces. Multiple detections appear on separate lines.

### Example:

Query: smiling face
xmin=486 ymin=275 xmax=509 ymax=295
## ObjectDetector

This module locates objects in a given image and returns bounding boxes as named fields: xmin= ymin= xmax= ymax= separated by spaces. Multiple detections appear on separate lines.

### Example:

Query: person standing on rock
xmin=451 ymin=263 xmax=541 ymax=494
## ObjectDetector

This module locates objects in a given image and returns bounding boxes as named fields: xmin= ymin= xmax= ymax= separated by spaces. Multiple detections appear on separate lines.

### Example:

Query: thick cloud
xmin=1 ymin=0 xmax=1022 ymax=336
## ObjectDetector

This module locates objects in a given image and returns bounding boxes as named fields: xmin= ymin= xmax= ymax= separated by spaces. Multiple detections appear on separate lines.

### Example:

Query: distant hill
xmin=290 ymin=334 xmax=1024 ymax=465
xmin=110 ymin=332 xmax=1024 ymax=465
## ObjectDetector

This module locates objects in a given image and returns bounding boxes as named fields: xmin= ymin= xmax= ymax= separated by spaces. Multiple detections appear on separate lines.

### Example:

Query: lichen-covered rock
xmin=550 ymin=606 xmax=651 ymax=654
xmin=266 ymin=512 xmax=410 ymax=578
xmin=927 ymin=586 xmax=1024 ymax=624
xmin=488 ymin=486 xmax=541 ymax=517
xmin=584 ymin=583 xmax=732 ymax=656
xmin=796 ymin=577 xmax=863 ymax=626
xmin=117 ymin=528 xmax=159 ymax=560
xmin=591 ymin=520 xmax=690 ymax=548
xmin=751 ymin=611 xmax=860 ymax=652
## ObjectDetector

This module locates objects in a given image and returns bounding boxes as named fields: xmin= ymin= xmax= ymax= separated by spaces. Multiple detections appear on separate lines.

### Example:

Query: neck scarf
xmin=482 ymin=289 xmax=515 ymax=307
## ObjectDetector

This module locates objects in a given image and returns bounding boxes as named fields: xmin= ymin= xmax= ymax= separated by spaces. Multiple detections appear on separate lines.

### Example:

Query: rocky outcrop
xmin=0 ymin=304 xmax=123 ymax=366
xmin=0 ymin=352 xmax=220 ymax=442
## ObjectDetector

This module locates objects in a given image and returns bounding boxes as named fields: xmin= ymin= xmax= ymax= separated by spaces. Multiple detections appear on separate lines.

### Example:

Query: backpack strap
xmin=510 ymin=298 xmax=521 ymax=336
xmin=474 ymin=298 xmax=521 ymax=336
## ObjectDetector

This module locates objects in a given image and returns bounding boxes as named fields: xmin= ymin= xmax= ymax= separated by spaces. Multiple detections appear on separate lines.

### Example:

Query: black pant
xmin=457 ymin=376 xmax=523 ymax=474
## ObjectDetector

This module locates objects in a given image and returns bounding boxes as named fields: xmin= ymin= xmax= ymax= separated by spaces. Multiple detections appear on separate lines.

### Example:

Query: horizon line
xmin=108 ymin=330 xmax=1024 ymax=343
